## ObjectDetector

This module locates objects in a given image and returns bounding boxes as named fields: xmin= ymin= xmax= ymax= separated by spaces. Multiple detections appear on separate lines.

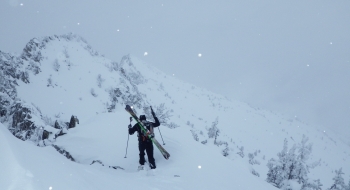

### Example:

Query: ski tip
xmin=125 ymin=105 xmax=133 ymax=111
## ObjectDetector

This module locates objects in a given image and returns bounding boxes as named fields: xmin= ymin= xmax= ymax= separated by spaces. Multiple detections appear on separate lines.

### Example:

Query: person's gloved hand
xmin=150 ymin=106 xmax=156 ymax=117
xmin=128 ymin=124 xmax=132 ymax=128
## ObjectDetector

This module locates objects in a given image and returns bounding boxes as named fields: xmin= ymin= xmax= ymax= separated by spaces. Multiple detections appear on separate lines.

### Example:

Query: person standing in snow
xmin=128 ymin=107 xmax=160 ymax=170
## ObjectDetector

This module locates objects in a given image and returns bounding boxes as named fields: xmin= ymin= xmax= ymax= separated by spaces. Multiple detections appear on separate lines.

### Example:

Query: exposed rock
xmin=54 ymin=128 xmax=67 ymax=139
xmin=7 ymin=101 xmax=55 ymax=143
xmin=42 ymin=130 xmax=50 ymax=140
xmin=68 ymin=115 xmax=79 ymax=129
xmin=9 ymin=102 xmax=36 ymax=140
xmin=52 ymin=145 xmax=75 ymax=162
xmin=118 ymin=55 xmax=146 ymax=85
xmin=21 ymin=38 xmax=43 ymax=63
xmin=0 ymin=92 xmax=12 ymax=122
xmin=54 ymin=120 xmax=61 ymax=129
xmin=90 ymin=160 xmax=124 ymax=170
xmin=90 ymin=160 xmax=104 ymax=166
xmin=109 ymin=166 xmax=124 ymax=170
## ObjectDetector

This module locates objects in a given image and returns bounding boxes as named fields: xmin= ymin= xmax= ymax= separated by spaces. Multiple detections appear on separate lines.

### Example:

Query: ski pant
xmin=138 ymin=141 xmax=156 ymax=169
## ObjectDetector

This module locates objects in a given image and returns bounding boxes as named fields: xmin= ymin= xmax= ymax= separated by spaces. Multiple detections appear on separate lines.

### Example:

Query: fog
xmin=1 ymin=0 xmax=349 ymax=137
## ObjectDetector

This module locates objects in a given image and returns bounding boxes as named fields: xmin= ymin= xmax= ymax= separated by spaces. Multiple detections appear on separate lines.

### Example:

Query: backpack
xmin=138 ymin=120 xmax=154 ymax=141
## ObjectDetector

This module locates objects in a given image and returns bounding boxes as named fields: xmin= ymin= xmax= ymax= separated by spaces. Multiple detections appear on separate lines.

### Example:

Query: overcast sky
xmin=1 ymin=0 xmax=350 ymax=137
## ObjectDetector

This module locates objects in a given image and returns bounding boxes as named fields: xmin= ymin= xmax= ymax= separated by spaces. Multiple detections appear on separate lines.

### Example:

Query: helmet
xmin=139 ymin=115 xmax=146 ymax=121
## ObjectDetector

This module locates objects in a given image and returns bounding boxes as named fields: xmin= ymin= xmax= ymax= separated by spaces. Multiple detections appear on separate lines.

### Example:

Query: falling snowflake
xmin=198 ymin=53 xmax=202 ymax=57
xmin=77 ymin=23 xmax=80 ymax=25
xmin=307 ymin=64 xmax=310 ymax=67
xmin=49 ymin=187 xmax=53 ymax=190
xmin=198 ymin=165 xmax=202 ymax=169
xmin=330 ymin=42 xmax=333 ymax=45
xmin=144 ymin=52 xmax=148 ymax=56
xmin=20 ymin=3 xmax=23 ymax=6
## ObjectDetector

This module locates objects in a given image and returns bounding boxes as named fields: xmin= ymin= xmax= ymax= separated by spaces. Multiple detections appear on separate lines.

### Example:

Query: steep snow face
xmin=15 ymin=34 xmax=151 ymax=126
xmin=16 ymin=35 xmax=116 ymax=123
xmin=1 ymin=34 xmax=349 ymax=189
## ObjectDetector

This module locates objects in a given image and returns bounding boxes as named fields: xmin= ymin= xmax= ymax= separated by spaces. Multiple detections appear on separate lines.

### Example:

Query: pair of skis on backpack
xmin=125 ymin=105 xmax=170 ymax=160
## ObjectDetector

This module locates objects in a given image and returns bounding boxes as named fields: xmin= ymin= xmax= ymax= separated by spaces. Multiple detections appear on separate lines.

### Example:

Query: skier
xmin=128 ymin=108 xmax=160 ymax=170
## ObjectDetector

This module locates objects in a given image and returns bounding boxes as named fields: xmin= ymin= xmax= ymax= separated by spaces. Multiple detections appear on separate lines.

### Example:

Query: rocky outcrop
xmin=42 ymin=130 xmax=50 ymax=140
xmin=54 ymin=120 xmax=61 ymax=129
xmin=0 ymin=92 xmax=12 ymax=122
xmin=68 ymin=115 xmax=79 ymax=129
xmin=0 ymin=37 xmax=67 ymax=142
xmin=9 ymin=102 xmax=38 ymax=140
xmin=52 ymin=145 xmax=75 ymax=162
xmin=1 ymin=51 xmax=32 ymax=84
xmin=21 ymin=38 xmax=43 ymax=63
xmin=118 ymin=55 xmax=146 ymax=85
xmin=54 ymin=129 xmax=67 ymax=139
xmin=90 ymin=160 xmax=124 ymax=170
xmin=105 ymin=55 xmax=147 ymax=112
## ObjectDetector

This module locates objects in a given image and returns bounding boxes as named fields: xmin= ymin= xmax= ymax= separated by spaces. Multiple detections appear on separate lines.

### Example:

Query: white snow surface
xmin=0 ymin=120 xmax=276 ymax=190
xmin=1 ymin=35 xmax=349 ymax=189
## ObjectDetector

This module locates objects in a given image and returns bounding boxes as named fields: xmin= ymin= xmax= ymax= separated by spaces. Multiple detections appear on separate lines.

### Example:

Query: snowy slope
xmin=1 ymin=34 xmax=349 ymax=189
xmin=0 ymin=120 xmax=278 ymax=190
xmin=127 ymin=56 xmax=350 ymax=187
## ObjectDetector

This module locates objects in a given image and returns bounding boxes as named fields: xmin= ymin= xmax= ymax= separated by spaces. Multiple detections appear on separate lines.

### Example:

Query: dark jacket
xmin=129 ymin=116 xmax=160 ymax=143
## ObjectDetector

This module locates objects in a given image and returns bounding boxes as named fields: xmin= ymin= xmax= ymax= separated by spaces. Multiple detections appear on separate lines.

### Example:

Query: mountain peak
xmin=21 ymin=33 xmax=101 ymax=63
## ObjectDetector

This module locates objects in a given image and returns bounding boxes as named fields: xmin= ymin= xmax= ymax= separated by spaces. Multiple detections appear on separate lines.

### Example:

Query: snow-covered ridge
xmin=1 ymin=33 xmax=150 ymax=142
xmin=1 ymin=34 xmax=349 ymax=189
xmin=21 ymin=33 xmax=101 ymax=62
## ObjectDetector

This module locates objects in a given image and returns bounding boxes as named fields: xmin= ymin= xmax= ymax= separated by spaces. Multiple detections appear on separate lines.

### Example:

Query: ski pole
xmin=124 ymin=133 xmax=129 ymax=158
xmin=150 ymin=106 xmax=166 ymax=145
xmin=158 ymin=127 xmax=165 ymax=145
xmin=124 ymin=117 xmax=132 ymax=158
